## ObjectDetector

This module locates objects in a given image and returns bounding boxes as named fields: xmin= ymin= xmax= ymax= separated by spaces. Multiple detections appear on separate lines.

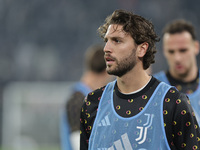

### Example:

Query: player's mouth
xmin=105 ymin=56 xmax=115 ymax=65
xmin=175 ymin=64 xmax=183 ymax=70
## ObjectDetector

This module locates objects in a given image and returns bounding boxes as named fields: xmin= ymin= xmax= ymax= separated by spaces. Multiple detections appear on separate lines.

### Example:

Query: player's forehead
xmin=105 ymin=24 xmax=128 ymax=39
xmin=163 ymin=31 xmax=193 ymax=49
xmin=163 ymin=31 xmax=193 ymax=44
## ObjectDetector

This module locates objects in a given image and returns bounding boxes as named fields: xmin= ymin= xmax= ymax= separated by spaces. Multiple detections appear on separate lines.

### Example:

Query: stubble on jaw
xmin=106 ymin=49 xmax=137 ymax=77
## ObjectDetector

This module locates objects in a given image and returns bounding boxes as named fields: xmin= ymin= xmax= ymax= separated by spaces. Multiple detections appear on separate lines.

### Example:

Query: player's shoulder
xmin=82 ymin=85 xmax=106 ymax=114
xmin=163 ymin=86 xmax=190 ymax=116
xmin=165 ymin=86 xmax=189 ymax=104
xmin=85 ymin=85 xmax=106 ymax=103
xmin=89 ymin=85 xmax=106 ymax=96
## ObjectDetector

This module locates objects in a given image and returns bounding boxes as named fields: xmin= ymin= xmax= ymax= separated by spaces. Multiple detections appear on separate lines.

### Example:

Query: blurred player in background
xmin=60 ymin=44 xmax=113 ymax=150
xmin=154 ymin=19 xmax=200 ymax=125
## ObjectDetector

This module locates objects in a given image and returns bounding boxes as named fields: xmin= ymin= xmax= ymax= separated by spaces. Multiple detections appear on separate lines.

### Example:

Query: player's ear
xmin=194 ymin=40 xmax=199 ymax=55
xmin=137 ymin=42 xmax=149 ymax=58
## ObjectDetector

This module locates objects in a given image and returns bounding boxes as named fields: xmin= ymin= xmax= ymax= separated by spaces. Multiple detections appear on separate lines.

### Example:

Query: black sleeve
xmin=164 ymin=88 xmax=200 ymax=150
xmin=80 ymin=96 xmax=89 ymax=150
xmin=80 ymin=87 xmax=104 ymax=150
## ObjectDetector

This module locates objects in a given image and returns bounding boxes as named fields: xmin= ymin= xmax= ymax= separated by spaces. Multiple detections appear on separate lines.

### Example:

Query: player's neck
xmin=116 ymin=67 xmax=151 ymax=93
xmin=169 ymin=66 xmax=198 ymax=82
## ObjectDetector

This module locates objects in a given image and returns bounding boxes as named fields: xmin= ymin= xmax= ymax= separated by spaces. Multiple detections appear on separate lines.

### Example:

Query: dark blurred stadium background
xmin=0 ymin=0 xmax=200 ymax=149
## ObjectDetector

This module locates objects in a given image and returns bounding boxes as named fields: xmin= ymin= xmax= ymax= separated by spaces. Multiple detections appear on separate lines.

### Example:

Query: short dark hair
xmin=162 ymin=19 xmax=196 ymax=40
xmin=84 ymin=44 xmax=106 ymax=73
xmin=98 ymin=9 xmax=160 ymax=70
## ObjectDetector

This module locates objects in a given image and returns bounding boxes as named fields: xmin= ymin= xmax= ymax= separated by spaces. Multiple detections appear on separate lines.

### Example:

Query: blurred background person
xmin=60 ymin=44 xmax=113 ymax=150
xmin=154 ymin=19 xmax=200 ymax=125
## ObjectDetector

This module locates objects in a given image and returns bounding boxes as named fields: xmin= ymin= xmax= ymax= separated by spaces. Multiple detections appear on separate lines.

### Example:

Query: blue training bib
xmin=89 ymin=81 xmax=171 ymax=150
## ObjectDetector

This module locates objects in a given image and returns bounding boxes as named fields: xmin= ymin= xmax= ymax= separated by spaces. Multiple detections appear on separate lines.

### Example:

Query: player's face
xmin=103 ymin=24 xmax=137 ymax=77
xmin=163 ymin=31 xmax=199 ymax=78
